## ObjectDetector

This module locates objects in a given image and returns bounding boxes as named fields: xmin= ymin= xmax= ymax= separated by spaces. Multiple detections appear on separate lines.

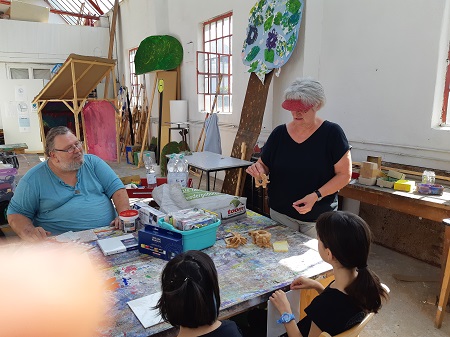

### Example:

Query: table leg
xmin=435 ymin=246 xmax=450 ymax=328
xmin=206 ymin=172 xmax=210 ymax=191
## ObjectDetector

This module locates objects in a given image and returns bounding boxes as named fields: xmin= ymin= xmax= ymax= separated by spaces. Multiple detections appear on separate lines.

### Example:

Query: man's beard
xmin=60 ymin=155 xmax=84 ymax=172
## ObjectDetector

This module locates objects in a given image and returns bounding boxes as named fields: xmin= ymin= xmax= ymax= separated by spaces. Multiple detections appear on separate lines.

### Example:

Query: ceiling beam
xmin=87 ymin=0 xmax=104 ymax=15
xmin=0 ymin=0 xmax=100 ymax=20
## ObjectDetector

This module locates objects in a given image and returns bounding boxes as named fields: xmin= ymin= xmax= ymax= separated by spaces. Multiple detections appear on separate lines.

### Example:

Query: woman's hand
xmin=292 ymin=192 xmax=318 ymax=215
xmin=245 ymin=159 xmax=268 ymax=178
xmin=291 ymin=277 xmax=324 ymax=293
xmin=269 ymin=289 xmax=292 ymax=315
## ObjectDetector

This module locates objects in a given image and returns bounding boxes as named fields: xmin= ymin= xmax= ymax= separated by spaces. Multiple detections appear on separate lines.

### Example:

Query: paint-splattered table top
xmin=95 ymin=211 xmax=331 ymax=337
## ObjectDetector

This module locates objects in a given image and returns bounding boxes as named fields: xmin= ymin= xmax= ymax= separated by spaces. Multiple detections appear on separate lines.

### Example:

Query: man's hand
xmin=22 ymin=226 xmax=51 ymax=242
xmin=109 ymin=217 xmax=121 ymax=230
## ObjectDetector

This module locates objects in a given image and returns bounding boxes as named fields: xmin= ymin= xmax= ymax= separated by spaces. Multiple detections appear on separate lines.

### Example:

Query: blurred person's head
xmin=0 ymin=243 xmax=112 ymax=337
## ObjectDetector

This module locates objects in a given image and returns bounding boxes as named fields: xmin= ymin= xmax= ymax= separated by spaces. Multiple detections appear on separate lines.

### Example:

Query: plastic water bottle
xmin=143 ymin=153 xmax=157 ymax=188
xmin=167 ymin=154 xmax=188 ymax=187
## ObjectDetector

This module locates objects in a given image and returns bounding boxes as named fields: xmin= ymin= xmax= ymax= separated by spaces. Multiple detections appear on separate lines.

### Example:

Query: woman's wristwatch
xmin=277 ymin=312 xmax=295 ymax=324
xmin=314 ymin=189 xmax=323 ymax=201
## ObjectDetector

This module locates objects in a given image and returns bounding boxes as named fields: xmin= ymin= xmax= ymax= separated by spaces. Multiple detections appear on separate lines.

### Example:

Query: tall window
xmin=442 ymin=45 xmax=450 ymax=124
xmin=129 ymin=48 xmax=143 ymax=108
xmin=197 ymin=12 xmax=232 ymax=113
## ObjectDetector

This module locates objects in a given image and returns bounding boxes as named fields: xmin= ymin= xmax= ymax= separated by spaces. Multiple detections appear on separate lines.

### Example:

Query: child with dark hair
xmin=270 ymin=211 xmax=389 ymax=337
xmin=156 ymin=250 xmax=243 ymax=337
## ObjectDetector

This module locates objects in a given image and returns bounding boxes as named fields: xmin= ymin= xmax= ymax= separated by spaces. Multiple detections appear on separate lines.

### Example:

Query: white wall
xmin=0 ymin=20 xmax=109 ymax=64
xmin=0 ymin=19 xmax=109 ymax=151
xmin=113 ymin=0 xmax=450 ymax=170
xmin=315 ymin=0 xmax=450 ymax=170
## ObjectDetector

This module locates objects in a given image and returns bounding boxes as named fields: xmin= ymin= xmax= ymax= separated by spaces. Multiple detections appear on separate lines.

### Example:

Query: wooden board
xmin=156 ymin=71 xmax=177 ymax=162
xmin=221 ymin=71 xmax=274 ymax=196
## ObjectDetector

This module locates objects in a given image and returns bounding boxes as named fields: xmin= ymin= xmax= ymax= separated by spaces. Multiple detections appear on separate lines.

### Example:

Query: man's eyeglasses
xmin=53 ymin=141 xmax=83 ymax=154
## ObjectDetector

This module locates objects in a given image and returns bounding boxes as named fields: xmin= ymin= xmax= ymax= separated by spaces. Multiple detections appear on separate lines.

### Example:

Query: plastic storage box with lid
xmin=416 ymin=183 xmax=444 ymax=195
xmin=157 ymin=217 xmax=220 ymax=251
xmin=0 ymin=167 xmax=18 ymax=193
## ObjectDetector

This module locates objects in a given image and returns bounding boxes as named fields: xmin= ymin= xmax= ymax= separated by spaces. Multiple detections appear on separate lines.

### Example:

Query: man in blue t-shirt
xmin=7 ymin=126 xmax=130 ymax=241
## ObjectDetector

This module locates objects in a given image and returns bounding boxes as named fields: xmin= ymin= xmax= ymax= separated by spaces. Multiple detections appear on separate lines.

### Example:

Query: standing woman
xmin=246 ymin=78 xmax=352 ymax=237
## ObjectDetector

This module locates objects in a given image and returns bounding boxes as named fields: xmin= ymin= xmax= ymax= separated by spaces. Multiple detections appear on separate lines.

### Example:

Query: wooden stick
xmin=103 ymin=0 xmax=119 ymax=99
xmin=235 ymin=142 xmax=247 ymax=196
xmin=137 ymin=73 xmax=158 ymax=168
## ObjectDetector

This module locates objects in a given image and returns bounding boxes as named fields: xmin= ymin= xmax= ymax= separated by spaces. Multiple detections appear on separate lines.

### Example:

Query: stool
xmin=435 ymin=219 xmax=450 ymax=328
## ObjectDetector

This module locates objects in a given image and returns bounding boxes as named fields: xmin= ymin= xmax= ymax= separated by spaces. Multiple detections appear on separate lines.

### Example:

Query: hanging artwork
xmin=242 ymin=0 xmax=304 ymax=83
xmin=134 ymin=35 xmax=183 ymax=75
xmin=82 ymin=100 xmax=117 ymax=162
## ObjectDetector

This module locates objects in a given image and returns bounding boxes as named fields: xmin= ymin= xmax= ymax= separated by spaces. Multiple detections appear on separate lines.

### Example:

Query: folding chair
xmin=318 ymin=313 xmax=374 ymax=337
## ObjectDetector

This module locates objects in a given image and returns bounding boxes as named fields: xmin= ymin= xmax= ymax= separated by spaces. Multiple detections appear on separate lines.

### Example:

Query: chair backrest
xmin=318 ymin=312 xmax=375 ymax=337
xmin=318 ymin=283 xmax=390 ymax=337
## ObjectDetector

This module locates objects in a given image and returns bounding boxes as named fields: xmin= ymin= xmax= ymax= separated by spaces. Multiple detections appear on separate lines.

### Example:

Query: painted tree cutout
xmin=242 ymin=0 xmax=304 ymax=83
xmin=222 ymin=0 xmax=304 ymax=195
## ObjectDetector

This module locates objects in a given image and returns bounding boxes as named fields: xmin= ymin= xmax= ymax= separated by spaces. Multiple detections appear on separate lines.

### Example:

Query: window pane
xmin=210 ymin=22 xmax=216 ymax=40
xmin=211 ymin=42 xmax=216 ymax=53
xmin=224 ymin=37 xmax=230 ymax=54
xmin=10 ymin=68 xmax=29 ymax=79
xmin=217 ymin=19 xmax=223 ymax=38
xmin=223 ymin=17 xmax=230 ymax=35
xmin=33 ymin=69 xmax=51 ymax=80
xmin=221 ymin=55 xmax=229 ymax=74
xmin=204 ymin=24 xmax=210 ymax=41
xmin=205 ymin=41 xmax=211 ymax=53
xmin=210 ymin=57 xmax=218 ymax=73
xmin=217 ymin=40 xmax=223 ymax=53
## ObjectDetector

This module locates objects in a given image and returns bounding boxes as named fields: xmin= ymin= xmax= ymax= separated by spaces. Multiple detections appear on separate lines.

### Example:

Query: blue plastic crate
xmin=157 ymin=218 xmax=220 ymax=251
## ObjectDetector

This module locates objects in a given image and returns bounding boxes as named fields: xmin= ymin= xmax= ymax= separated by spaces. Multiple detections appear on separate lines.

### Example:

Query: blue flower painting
xmin=242 ymin=0 xmax=304 ymax=83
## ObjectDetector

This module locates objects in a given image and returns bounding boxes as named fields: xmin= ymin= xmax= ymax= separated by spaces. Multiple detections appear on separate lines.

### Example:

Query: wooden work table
xmin=339 ymin=179 xmax=450 ymax=269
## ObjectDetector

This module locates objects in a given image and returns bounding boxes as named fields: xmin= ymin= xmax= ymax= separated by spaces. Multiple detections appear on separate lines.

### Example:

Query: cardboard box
xmin=376 ymin=177 xmax=395 ymax=188
xmin=358 ymin=176 xmax=377 ymax=186
xmin=133 ymin=202 xmax=166 ymax=227
xmin=387 ymin=170 xmax=406 ymax=180
xmin=120 ymin=175 xmax=141 ymax=185
xmin=360 ymin=161 xmax=379 ymax=178
xmin=366 ymin=156 xmax=382 ymax=169
xmin=138 ymin=226 xmax=183 ymax=261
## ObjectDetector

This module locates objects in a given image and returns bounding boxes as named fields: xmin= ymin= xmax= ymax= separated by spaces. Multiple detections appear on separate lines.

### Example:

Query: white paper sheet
xmin=128 ymin=292 xmax=163 ymax=328
xmin=266 ymin=289 xmax=301 ymax=337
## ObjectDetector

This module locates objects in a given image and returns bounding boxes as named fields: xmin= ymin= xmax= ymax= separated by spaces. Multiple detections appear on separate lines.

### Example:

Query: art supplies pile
xmin=133 ymin=201 xmax=166 ymax=227
xmin=138 ymin=225 xmax=183 ymax=260
xmin=152 ymin=183 xmax=247 ymax=222
xmin=163 ymin=208 xmax=217 ymax=231
xmin=97 ymin=234 xmax=139 ymax=256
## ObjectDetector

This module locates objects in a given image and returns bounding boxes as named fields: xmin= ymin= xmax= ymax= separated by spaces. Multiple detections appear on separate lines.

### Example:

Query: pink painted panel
xmin=82 ymin=100 xmax=117 ymax=161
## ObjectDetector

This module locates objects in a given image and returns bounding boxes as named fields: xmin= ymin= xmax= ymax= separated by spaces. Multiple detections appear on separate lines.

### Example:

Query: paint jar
xmin=119 ymin=210 xmax=139 ymax=233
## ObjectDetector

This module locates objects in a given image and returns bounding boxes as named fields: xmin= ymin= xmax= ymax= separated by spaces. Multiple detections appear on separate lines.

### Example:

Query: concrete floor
xmin=10 ymin=154 xmax=450 ymax=336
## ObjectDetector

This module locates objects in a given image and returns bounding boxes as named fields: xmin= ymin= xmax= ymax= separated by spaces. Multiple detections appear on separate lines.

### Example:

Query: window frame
xmin=7 ymin=63 xmax=53 ymax=80
xmin=197 ymin=12 xmax=233 ymax=114
xmin=441 ymin=44 xmax=450 ymax=124
xmin=129 ymin=47 xmax=144 ymax=108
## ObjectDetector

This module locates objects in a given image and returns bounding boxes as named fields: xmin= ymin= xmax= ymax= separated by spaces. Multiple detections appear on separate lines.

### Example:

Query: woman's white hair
xmin=283 ymin=78 xmax=326 ymax=107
